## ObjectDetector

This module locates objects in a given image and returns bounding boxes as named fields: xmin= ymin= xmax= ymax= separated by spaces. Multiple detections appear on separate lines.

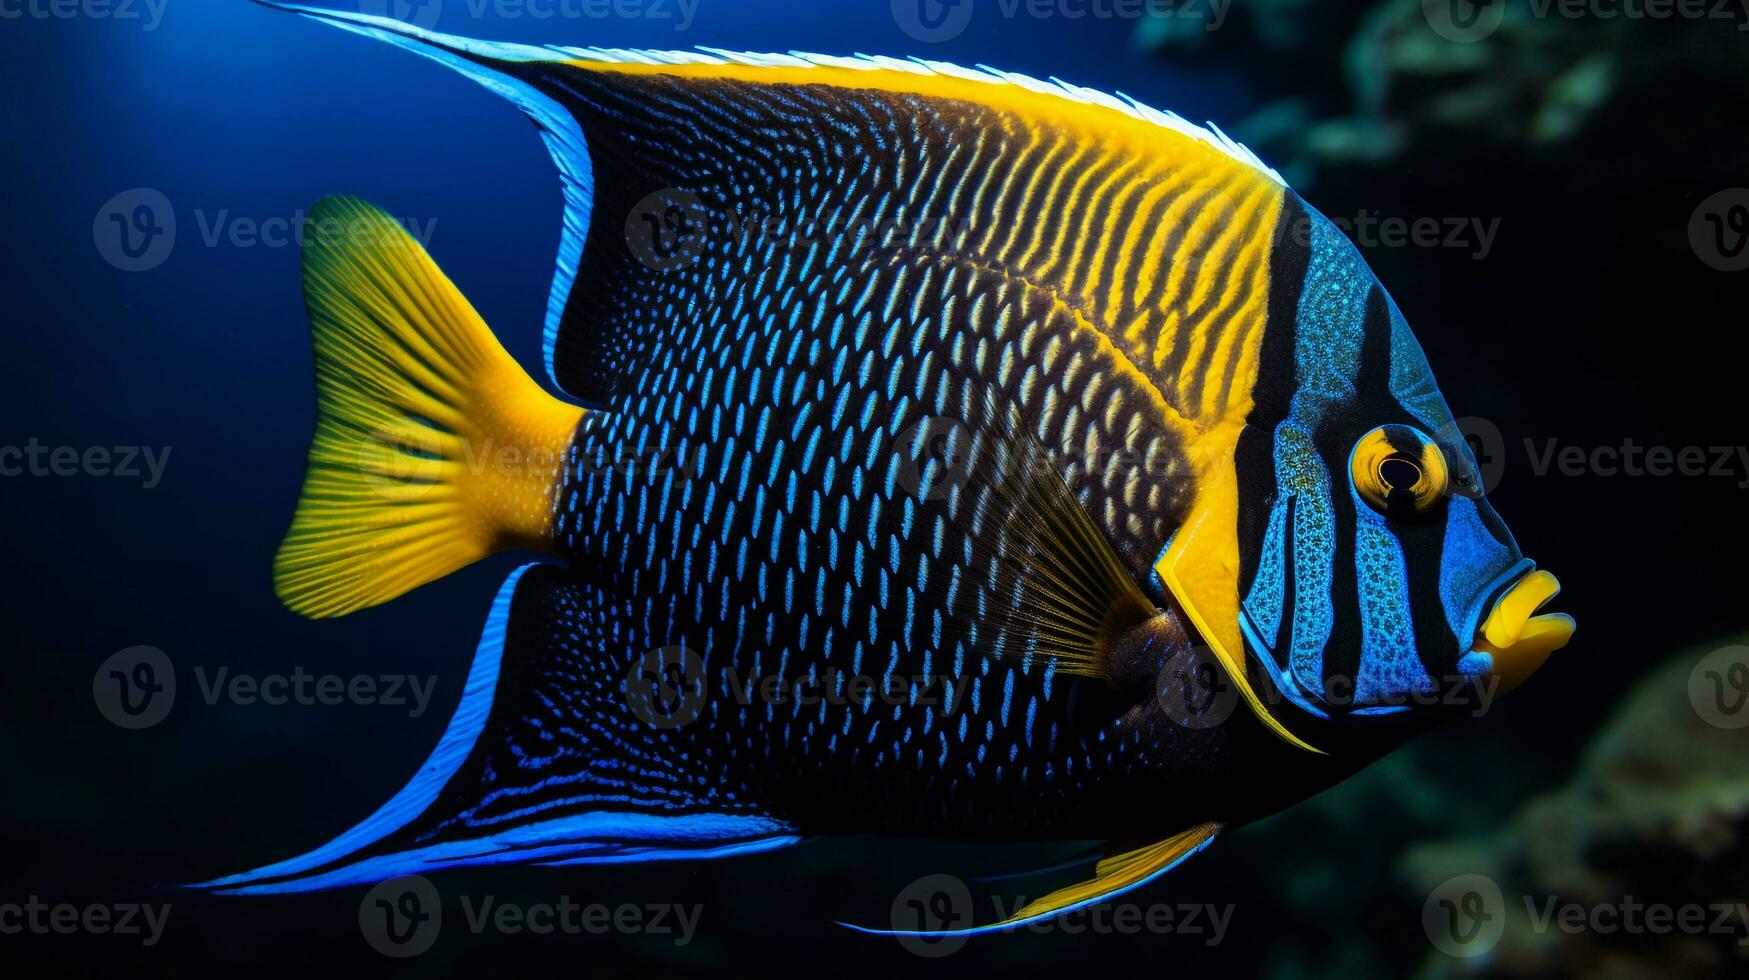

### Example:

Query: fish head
xmin=1154 ymin=197 xmax=1572 ymax=744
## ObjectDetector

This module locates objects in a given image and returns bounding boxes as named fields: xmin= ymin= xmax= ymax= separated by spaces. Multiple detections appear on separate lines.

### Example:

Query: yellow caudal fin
xmin=274 ymin=196 xmax=583 ymax=618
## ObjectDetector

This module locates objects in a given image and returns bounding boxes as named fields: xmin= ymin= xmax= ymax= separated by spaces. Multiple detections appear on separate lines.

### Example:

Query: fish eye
xmin=1351 ymin=425 xmax=1450 ymax=518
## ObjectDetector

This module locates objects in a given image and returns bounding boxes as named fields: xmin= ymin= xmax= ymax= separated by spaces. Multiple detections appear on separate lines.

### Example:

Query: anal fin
xmin=995 ymin=824 xmax=1222 ymax=928
xmin=195 ymin=564 xmax=798 ymax=894
xmin=840 ymin=823 xmax=1221 ymax=937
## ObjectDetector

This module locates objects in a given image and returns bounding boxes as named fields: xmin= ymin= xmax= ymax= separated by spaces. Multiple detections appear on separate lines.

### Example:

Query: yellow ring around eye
xmin=1350 ymin=425 xmax=1450 ymax=516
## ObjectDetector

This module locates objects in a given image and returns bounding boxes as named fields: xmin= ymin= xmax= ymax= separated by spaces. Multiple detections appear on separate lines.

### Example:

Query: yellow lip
xmin=1473 ymin=569 xmax=1575 ymax=693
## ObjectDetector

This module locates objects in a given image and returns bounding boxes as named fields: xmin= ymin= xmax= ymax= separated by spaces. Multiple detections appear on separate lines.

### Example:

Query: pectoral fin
xmin=930 ymin=393 xmax=1161 ymax=681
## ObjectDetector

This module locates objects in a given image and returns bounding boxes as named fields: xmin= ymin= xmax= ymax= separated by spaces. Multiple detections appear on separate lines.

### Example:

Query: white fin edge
xmin=551 ymin=44 xmax=1286 ymax=186
xmin=263 ymin=2 xmax=1287 ymax=398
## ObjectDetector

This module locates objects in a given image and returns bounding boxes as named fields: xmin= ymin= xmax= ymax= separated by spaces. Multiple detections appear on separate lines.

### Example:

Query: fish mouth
xmin=1472 ymin=569 xmax=1575 ymax=693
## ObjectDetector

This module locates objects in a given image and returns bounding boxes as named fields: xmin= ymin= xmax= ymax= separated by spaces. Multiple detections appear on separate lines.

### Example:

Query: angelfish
xmin=200 ymin=4 xmax=1575 ymax=934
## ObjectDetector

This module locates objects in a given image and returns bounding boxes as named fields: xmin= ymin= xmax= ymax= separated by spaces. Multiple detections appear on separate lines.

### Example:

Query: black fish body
xmin=205 ymin=4 xmax=1574 ymax=930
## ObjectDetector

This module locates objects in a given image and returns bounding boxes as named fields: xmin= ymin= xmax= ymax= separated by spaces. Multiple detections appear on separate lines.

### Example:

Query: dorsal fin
xmin=260 ymin=2 xmax=1285 ymax=406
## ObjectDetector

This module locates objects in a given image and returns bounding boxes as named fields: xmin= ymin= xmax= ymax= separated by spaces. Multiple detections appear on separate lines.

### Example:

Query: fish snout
xmin=1473 ymin=569 xmax=1575 ymax=694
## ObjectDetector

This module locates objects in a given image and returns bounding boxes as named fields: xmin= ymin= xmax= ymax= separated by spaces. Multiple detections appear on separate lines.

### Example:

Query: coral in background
xmin=1401 ymin=638 xmax=1749 ymax=978
xmin=1140 ymin=0 xmax=1749 ymax=190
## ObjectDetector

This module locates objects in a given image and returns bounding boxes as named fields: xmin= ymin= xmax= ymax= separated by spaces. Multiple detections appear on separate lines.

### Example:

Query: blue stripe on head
xmin=1235 ymin=197 xmax=1530 ymax=721
xmin=1349 ymin=482 xmax=1433 ymax=707
xmin=1242 ymin=498 xmax=1289 ymax=645
xmin=1264 ymin=211 xmax=1369 ymax=705
xmin=1285 ymin=457 xmax=1336 ymax=699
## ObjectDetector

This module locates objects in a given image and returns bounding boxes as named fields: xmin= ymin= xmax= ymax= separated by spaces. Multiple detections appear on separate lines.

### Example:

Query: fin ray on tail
xmin=274 ymin=196 xmax=583 ymax=618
